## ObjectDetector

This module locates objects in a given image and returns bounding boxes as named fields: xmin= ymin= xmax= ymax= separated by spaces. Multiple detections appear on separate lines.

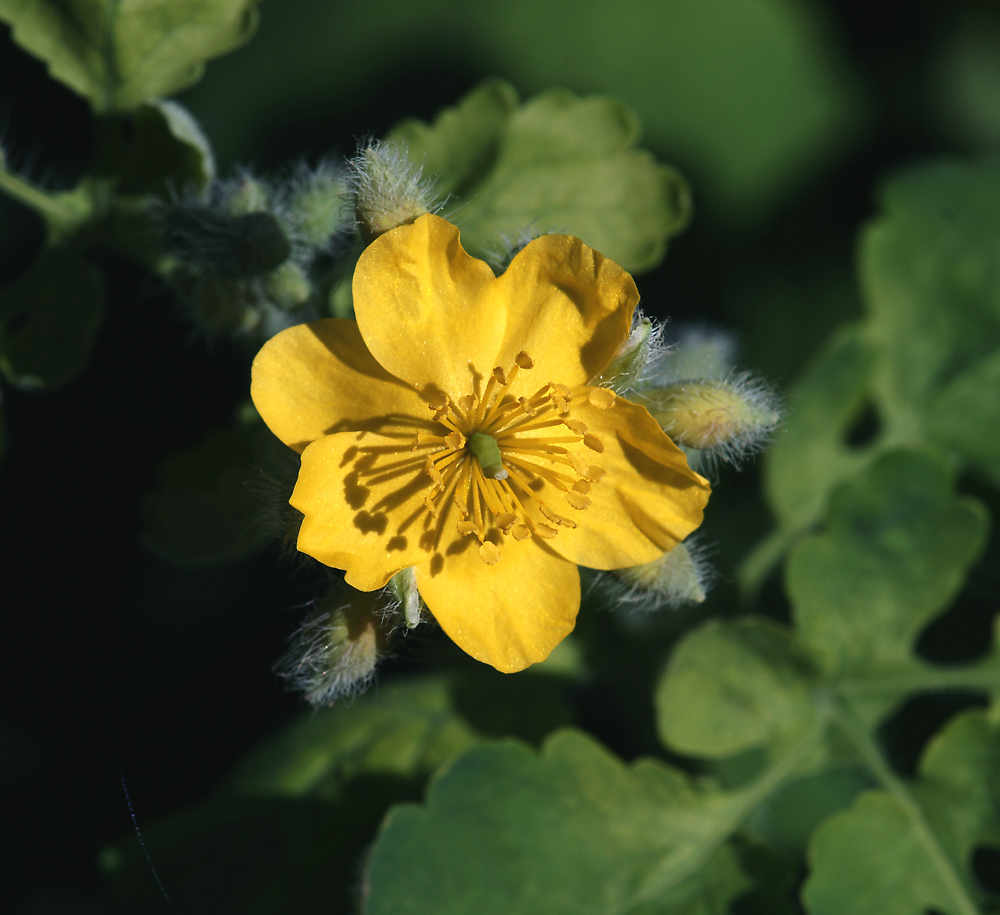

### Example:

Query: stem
xmin=829 ymin=699 xmax=979 ymax=915
xmin=0 ymin=169 xmax=76 ymax=223
xmin=838 ymin=665 xmax=1000 ymax=697
xmin=626 ymin=718 xmax=828 ymax=912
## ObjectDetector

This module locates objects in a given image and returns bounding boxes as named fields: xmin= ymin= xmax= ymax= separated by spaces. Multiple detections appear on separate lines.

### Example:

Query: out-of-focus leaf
xmin=0 ymin=0 xmax=261 ymax=112
xmin=92 ymin=100 xmax=216 ymax=196
xmin=787 ymin=450 xmax=988 ymax=679
xmin=803 ymin=708 xmax=1000 ymax=915
xmin=363 ymin=729 xmax=753 ymax=915
xmin=183 ymin=0 xmax=863 ymax=225
xmin=226 ymin=676 xmax=488 ymax=802
xmin=101 ymin=674 xmax=575 ymax=914
xmin=393 ymin=81 xmax=690 ymax=273
xmin=140 ymin=417 xmax=280 ymax=567
xmin=0 ymin=250 xmax=103 ymax=389
xmin=655 ymin=618 xmax=817 ymax=759
xmin=746 ymin=160 xmax=1000 ymax=592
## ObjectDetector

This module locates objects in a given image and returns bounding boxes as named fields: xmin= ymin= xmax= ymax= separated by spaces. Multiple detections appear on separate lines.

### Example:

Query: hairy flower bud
xmin=276 ymin=590 xmax=388 ymax=706
xmin=387 ymin=567 xmax=422 ymax=629
xmin=611 ymin=541 xmax=711 ymax=608
xmin=593 ymin=313 xmax=661 ymax=393
xmin=284 ymin=160 xmax=352 ymax=248
xmin=632 ymin=374 xmax=780 ymax=467
xmin=264 ymin=262 xmax=313 ymax=310
xmin=351 ymin=139 xmax=438 ymax=242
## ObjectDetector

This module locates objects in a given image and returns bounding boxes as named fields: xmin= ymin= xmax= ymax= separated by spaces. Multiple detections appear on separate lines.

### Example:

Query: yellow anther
xmin=572 ymin=479 xmax=591 ymax=494
xmin=424 ymin=456 xmax=444 ymax=488
xmin=566 ymin=491 xmax=591 ymax=510
xmin=479 ymin=541 xmax=500 ymax=564
xmin=512 ymin=524 xmax=532 ymax=540
xmin=583 ymin=433 xmax=604 ymax=453
xmin=515 ymin=351 xmax=534 ymax=369
xmin=444 ymin=432 xmax=465 ymax=450
xmin=457 ymin=519 xmax=479 ymax=535
xmin=496 ymin=512 xmax=518 ymax=531
xmin=586 ymin=465 xmax=606 ymax=482
xmin=533 ymin=523 xmax=558 ymax=539
xmin=423 ymin=494 xmax=440 ymax=517
xmin=493 ymin=366 xmax=508 ymax=385
xmin=563 ymin=418 xmax=587 ymax=435
xmin=518 ymin=396 xmax=537 ymax=417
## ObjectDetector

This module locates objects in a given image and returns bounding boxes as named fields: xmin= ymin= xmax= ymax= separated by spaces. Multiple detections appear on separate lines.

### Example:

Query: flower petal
xmin=291 ymin=431 xmax=445 ymax=590
xmin=532 ymin=392 xmax=710 ymax=570
xmin=416 ymin=538 xmax=581 ymax=673
xmin=251 ymin=319 xmax=430 ymax=452
xmin=353 ymin=215 xmax=638 ymax=402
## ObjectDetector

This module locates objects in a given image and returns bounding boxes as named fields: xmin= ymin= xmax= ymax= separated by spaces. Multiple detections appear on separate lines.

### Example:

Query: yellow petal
xmin=291 ymin=431 xmax=445 ymax=590
xmin=416 ymin=538 xmax=581 ymax=673
xmin=353 ymin=215 xmax=638 ymax=402
xmin=538 ymin=392 xmax=711 ymax=570
xmin=251 ymin=319 xmax=429 ymax=452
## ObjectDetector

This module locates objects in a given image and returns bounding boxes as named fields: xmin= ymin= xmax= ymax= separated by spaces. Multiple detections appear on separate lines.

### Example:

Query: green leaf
xmin=861 ymin=160 xmax=1000 ymax=431
xmin=226 ymin=676 xmax=490 ymax=802
xmin=803 ymin=708 xmax=1000 ymax=915
xmin=787 ymin=450 xmax=988 ymax=679
xmin=0 ymin=250 xmax=103 ymax=389
xmin=0 ymin=0 xmax=261 ymax=112
xmin=392 ymin=81 xmax=691 ymax=273
xmin=364 ymin=729 xmax=753 ymax=915
xmin=655 ymin=618 xmax=817 ymax=759
xmin=925 ymin=346 xmax=1000 ymax=486
xmin=91 ymin=99 xmax=215 ymax=196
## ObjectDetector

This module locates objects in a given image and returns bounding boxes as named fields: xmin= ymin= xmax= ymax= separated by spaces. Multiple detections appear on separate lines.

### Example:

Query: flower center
xmin=412 ymin=350 xmax=611 ymax=565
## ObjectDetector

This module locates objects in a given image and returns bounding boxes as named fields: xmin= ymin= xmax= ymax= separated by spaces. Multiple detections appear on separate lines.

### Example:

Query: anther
xmin=583 ymin=433 xmax=605 ymax=453
xmin=479 ymin=541 xmax=500 ymax=564
xmin=515 ymin=351 xmax=534 ymax=369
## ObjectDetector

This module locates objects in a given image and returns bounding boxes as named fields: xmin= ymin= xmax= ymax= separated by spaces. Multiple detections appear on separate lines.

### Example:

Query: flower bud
xmin=264 ymin=262 xmax=313 ymax=310
xmin=631 ymin=373 xmax=780 ymax=467
xmin=593 ymin=314 xmax=660 ymax=393
xmin=226 ymin=172 xmax=270 ymax=215
xmin=166 ymin=207 xmax=292 ymax=279
xmin=276 ymin=590 xmax=388 ymax=706
xmin=351 ymin=139 xmax=438 ymax=242
xmin=612 ymin=541 xmax=711 ymax=608
xmin=387 ymin=567 xmax=422 ymax=629
xmin=284 ymin=160 xmax=352 ymax=248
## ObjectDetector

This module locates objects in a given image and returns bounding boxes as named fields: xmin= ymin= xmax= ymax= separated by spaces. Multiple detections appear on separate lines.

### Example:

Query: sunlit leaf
xmin=392 ymin=81 xmax=691 ymax=273
xmin=787 ymin=450 xmax=988 ymax=678
xmin=0 ymin=0 xmax=261 ymax=112
xmin=363 ymin=729 xmax=753 ymax=915
xmin=804 ymin=708 xmax=1000 ymax=915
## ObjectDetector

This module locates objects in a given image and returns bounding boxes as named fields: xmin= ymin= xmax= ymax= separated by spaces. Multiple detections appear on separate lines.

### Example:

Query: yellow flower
xmin=251 ymin=215 xmax=710 ymax=672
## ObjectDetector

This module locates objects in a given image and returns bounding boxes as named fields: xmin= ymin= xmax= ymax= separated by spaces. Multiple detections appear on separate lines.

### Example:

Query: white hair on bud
xmin=276 ymin=597 xmax=384 ymax=707
xmin=602 ymin=538 xmax=716 ymax=614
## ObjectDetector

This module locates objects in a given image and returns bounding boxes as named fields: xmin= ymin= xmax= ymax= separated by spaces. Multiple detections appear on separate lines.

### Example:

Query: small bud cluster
xmin=160 ymin=159 xmax=353 ymax=338
xmin=591 ymin=325 xmax=780 ymax=611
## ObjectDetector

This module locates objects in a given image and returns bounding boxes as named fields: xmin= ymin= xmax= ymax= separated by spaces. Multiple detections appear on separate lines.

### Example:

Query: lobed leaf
xmin=803 ymin=707 xmax=1000 ymax=915
xmin=0 ymin=0 xmax=261 ymax=112
xmin=363 ymin=728 xmax=753 ymax=915
xmin=391 ymin=81 xmax=691 ymax=274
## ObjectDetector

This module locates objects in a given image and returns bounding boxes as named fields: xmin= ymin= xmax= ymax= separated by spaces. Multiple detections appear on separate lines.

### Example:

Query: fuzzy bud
xmin=226 ymin=173 xmax=270 ymax=215
xmin=387 ymin=567 xmax=422 ymax=629
xmin=276 ymin=591 xmax=387 ymax=706
xmin=351 ymin=139 xmax=438 ymax=242
xmin=166 ymin=208 xmax=291 ymax=279
xmin=593 ymin=314 xmax=660 ymax=393
xmin=612 ymin=541 xmax=711 ymax=608
xmin=285 ymin=161 xmax=352 ymax=248
xmin=631 ymin=374 xmax=780 ymax=467
xmin=264 ymin=262 xmax=313 ymax=310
